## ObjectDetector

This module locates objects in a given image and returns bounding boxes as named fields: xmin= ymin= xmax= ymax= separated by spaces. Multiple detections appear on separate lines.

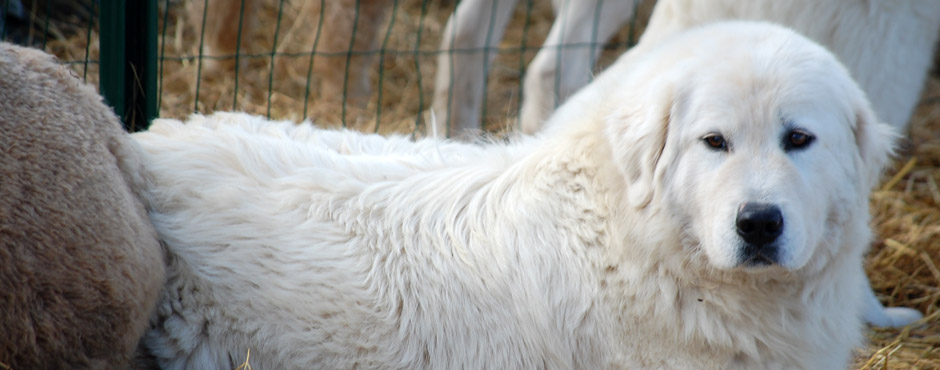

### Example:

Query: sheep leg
xmin=519 ymin=0 xmax=634 ymax=134
xmin=431 ymin=0 xmax=519 ymax=139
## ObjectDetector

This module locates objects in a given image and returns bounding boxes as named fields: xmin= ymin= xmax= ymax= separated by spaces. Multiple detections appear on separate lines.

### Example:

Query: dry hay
xmin=16 ymin=0 xmax=939 ymax=368
xmin=858 ymin=75 xmax=940 ymax=369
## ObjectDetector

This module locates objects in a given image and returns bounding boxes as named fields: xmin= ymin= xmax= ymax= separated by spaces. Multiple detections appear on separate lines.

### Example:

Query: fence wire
xmin=1 ymin=0 xmax=99 ymax=79
xmin=0 ymin=0 xmax=647 ymax=136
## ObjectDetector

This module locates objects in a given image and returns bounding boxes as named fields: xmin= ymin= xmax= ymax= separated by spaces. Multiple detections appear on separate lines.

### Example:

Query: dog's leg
xmin=519 ymin=0 xmax=634 ymax=134
xmin=862 ymin=275 xmax=923 ymax=327
xmin=431 ymin=0 xmax=519 ymax=139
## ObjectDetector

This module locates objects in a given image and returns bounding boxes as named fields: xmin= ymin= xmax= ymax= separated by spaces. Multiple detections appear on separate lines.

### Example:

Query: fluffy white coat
xmin=137 ymin=22 xmax=894 ymax=369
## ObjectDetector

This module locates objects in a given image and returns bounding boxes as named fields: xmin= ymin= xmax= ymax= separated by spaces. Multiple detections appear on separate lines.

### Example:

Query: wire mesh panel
xmin=0 ymin=0 xmax=99 ymax=83
xmin=2 ymin=0 xmax=649 ymax=136
xmin=197 ymin=0 xmax=650 ymax=136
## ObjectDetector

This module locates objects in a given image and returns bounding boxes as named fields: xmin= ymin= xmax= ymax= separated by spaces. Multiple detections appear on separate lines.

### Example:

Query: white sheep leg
xmin=519 ymin=0 xmax=634 ymax=134
xmin=431 ymin=0 xmax=519 ymax=139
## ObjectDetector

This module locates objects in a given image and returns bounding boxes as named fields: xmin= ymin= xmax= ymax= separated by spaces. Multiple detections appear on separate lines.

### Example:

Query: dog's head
xmin=605 ymin=22 xmax=897 ymax=272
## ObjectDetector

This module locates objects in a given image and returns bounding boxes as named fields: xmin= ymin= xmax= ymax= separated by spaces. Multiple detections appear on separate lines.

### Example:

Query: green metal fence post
xmin=100 ymin=0 xmax=157 ymax=132
xmin=127 ymin=0 xmax=158 ymax=131
xmin=99 ymin=0 xmax=125 ymax=126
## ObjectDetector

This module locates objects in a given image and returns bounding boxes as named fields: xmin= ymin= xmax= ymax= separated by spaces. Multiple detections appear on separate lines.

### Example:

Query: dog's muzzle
xmin=736 ymin=202 xmax=783 ymax=266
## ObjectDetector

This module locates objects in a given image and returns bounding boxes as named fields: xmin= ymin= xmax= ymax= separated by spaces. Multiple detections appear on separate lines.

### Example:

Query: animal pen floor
xmin=23 ymin=0 xmax=940 ymax=368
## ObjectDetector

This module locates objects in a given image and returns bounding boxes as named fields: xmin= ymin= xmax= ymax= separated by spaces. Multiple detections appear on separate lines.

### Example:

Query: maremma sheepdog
xmin=134 ymin=21 xmax=907 ymax=369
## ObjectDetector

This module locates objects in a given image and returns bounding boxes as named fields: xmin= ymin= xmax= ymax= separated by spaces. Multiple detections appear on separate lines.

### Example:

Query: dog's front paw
xmin=865 ymin=305 xmax=923 ymax=328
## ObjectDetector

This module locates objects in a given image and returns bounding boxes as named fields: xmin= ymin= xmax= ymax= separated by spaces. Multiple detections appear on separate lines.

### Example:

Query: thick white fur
xmin=138 ymin=22 xmax=894 ymax=369
xmin=543 ymin=0 xmax=934 ymax=328
xmin=431 ymin=0 xmax=940 ymax=137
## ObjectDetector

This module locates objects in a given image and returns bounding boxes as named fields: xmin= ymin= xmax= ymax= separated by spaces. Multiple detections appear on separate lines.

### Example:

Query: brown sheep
xmin=187 ymin=0 xmax=392 ymax=107
xmin=0 ymin=43 xmax=165 ymax=369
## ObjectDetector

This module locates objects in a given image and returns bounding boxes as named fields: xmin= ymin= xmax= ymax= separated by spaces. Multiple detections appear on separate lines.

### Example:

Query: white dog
xmin=137 ymin=22 xmax=899 ymax=369
xmin=431 ymin=0 xmax=940 ymax=138
xmin=538 ymin=1 xmax=933 ymax=330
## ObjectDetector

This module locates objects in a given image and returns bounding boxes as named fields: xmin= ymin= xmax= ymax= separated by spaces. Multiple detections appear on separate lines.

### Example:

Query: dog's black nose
xmin=736 ymin=203 xmax=783 ymax=247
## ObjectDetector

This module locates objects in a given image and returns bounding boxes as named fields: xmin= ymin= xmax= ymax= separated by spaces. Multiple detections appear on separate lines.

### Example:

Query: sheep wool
xmin=0 ymin=43 xmax=165 ymax=369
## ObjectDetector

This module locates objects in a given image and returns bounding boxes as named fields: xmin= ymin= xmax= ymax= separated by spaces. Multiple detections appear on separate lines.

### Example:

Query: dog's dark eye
xmin=784 ymin=130 xmax=814 ymax=151
xmin=702 ymin=134 xmax=728 ymax=151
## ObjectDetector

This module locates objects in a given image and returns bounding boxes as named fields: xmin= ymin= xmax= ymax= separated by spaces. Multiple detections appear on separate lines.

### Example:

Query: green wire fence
xmin=0 ymin=0 xmax=645 ymax=135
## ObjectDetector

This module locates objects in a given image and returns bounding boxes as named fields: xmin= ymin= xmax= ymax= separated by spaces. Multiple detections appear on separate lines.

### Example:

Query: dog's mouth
xmin=738 ymin=237 xmax=784 ymax=267
xmin=740 ymin=246 xmax=779 ymax=267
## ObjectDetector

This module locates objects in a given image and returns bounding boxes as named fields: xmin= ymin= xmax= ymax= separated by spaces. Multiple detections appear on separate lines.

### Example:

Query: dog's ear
xmin=606 ymin=86 xmax=672 ymax=208
xmin=853 ymin=101 xmax=898 ymax=190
